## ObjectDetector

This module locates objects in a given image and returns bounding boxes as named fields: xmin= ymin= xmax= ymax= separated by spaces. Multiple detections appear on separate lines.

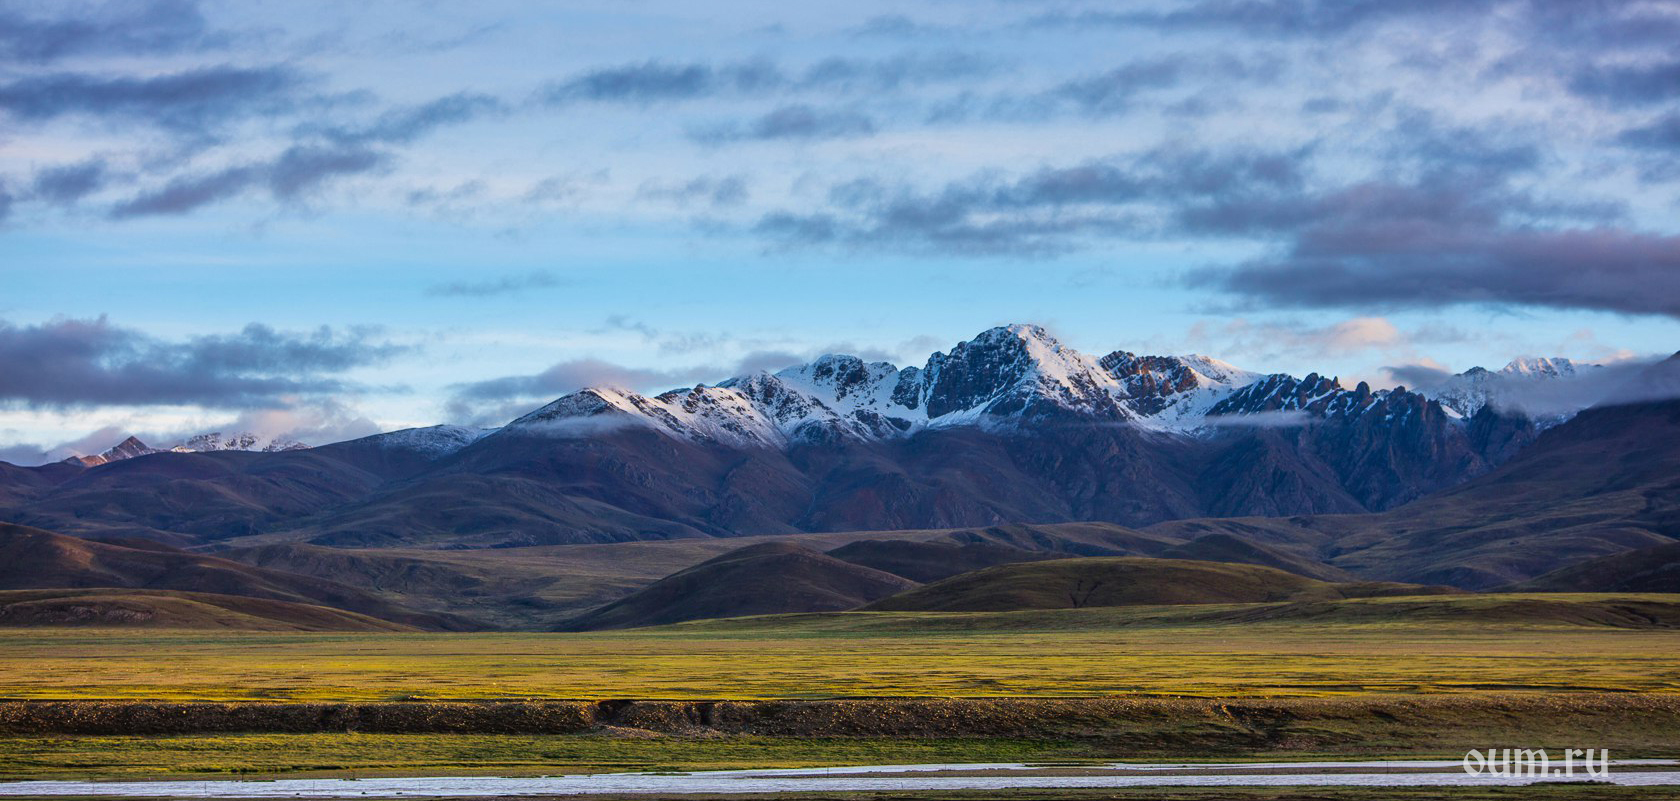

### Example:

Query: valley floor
xmin=3 ymin=596 xmax=1679 ymax=700
xmin=3 ymin=597 xmax=1678 ymax=786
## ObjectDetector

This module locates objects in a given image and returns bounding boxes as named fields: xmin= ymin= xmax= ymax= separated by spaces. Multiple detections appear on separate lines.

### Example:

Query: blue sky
xmin=3 ymin=0 xmax=1679 ymax=462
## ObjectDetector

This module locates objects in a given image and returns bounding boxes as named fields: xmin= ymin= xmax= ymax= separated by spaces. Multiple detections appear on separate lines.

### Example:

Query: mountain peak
xmin=1500 ymin=356 xmax=1577 ymax=378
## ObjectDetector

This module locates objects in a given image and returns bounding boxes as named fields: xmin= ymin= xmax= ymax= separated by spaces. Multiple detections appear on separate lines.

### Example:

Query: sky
xmin=2 ymin=0 xmax=1679 ymax=463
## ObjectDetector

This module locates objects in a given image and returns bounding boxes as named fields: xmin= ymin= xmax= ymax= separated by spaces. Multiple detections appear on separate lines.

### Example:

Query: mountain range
xmin=0 ymin=323 xmax=1676 ymax=629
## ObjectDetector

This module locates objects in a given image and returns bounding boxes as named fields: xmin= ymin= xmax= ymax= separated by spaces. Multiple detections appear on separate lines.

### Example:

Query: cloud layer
xmin=0 ymin=317 xmax=407 ymax=409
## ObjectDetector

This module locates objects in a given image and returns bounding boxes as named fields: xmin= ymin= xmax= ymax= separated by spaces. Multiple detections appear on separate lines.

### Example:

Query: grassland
xmin=3 ymin=595 xmax=1678 ymax=781
xmin=2 ymin=595 xmax=1678 ymax=701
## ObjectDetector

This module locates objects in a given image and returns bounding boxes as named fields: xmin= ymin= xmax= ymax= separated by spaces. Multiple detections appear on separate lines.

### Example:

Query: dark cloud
xmin=637 ymin=176 xmax=749 ymax=206
xmin=756 ymin=146 xmax=1306 ymax=255
xmin=693 ymin=105 xmax=876 ymax=143
xmin=29 ymin=158 xmax=111 ymax=205
xmin=797 ymin=52 xmax=994 ymax=91
xmin=0 ymin=65 xmax=304 ymax=131
xmin=1619 ymin=113 xmax=1680 ymax=151
xmin=268 ymin=144 xmax=385 ymax=199
xmin=541 ymin=53 xmax=993 ymax=106
xmin=1189 ymin=182 xmax=1680 ymax=318
xmin=542 ymin=60 xmax=780 ymax=104
xmin=313 ymin=92 xmax=506 ymax=146
xmin=0 ymin=317 xmax=408 ymax=409
xmin=1042 ymin=0 xmax=1474 ymax=37
xmin=0 ymin=179 xmax=12 ymax=223
xmin=425 ymin=271 xmax=568 ymax=298
xmin=0 ymin=0 xmax=215 ymax=65
xmin=1568 ymin=58 xmax=1680 ymax=106
xmin=108 ymin=165 xmax=259 ymax=218
xmin=848 ymin=15 xmax=950 ymax=38
xmin=108 ymin=144 xmax=385 ymax=218
xmin=0 ymin=442 xmax=48 ymax=466
xmin=1052 ymin=59 xmax=1188 ymax=115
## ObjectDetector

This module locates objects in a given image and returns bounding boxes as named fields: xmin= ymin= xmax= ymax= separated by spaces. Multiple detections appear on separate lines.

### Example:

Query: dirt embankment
xmin=4 ymin=695 xmax=1679 ymax=754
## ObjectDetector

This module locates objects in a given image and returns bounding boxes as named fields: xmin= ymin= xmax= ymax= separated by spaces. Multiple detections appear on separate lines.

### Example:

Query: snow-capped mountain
xmin=1431 ymin=357 xmax=1587 ymax=420
xmin=354 ymin=425 xmax=494 ymax=458
xmin=64 ymin=436 xmax=161 ymax=467
xmin=502 ymin=324 xmax=1436 ymax=448
xmin=60 ymin=325 xmax=1594 ymax=472
xmin=177 ymin=431 xmax=309 ymax=454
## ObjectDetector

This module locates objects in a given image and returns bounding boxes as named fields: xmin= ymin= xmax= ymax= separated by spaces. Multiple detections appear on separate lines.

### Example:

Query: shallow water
xmin=3 ymin=760 xmax=1677 ymax=797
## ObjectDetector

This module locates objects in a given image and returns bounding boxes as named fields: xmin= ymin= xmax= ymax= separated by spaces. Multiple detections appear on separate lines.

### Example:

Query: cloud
xmin=1391 ymin=355 xmax=1674 ymax=419
xmin=1569 ymin=58 xmax=1680 ymax=106
xmin=539 ymin=53 xmax=993 ymax=106
xmin=444 ymin=358 xmax=728 ymax=425
xmin=0 ymin=65 xmax=304 ymax=131
xmin=1056 ymin=0 xmax=1476 ymax=37
xmin=175 ymin=400 xmax=384 ymax=449
xmin=311 ymin=92 xmax=506 ymax=146
xmin=267 ymin=145 xmax=385 ymax=200
xmin=0 ymin=0 xmax=216 ymax=65
xmin=541 ymin=60 xmax=779 ymax=104
xmin=108 ymin=143 xmax=385 ymax=218
xmin=449 ymin=359 xmax=718 ymax=404
xmin=1201 ymin=409 xmax=1312 ymax=428
xmin=0 ymin=425 xmax=129 ymax=466
xmin=1191 ymin=198 xmax=1680 ymax=318
xmin=107 ymin=164 xmax=260 ymax=218
xmin=0 ymin=317 xmax=409 ymax=409
xmin=29 ymin=158 xmax=112 ymax=205
xmin=0 ymin=442 xmax=48 ymax=466
xmin=637 ymin=176 xmax=749 ymax=206
xmin=1181 ymin=316 xmax=1441 ymax=367
xmin=1619 ymin=113 xmax=1680 ymax=151
xmin=1051 ymin=58 xmax=1190 ymax=115
xmin=848 ymin=15 xmax=951 ymax=38
xmin=425 ymin=271 xmax=567 ymax=297
xmin=755 ymin=145 xmax=1305 ymax=255
xmin=693 ymin=105 xmax=876 ymax=143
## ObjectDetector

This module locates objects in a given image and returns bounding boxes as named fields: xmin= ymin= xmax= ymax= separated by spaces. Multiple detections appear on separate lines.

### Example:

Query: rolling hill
xmin=1504 ymin=541 xmax=1680 ymax=593
xmin=864 ymin=557 xmax=1454 ymax=613
xmin=824 ymin=539 xmax=1055 ymax=582
xmin=0 ymin=523 xmax=470 ymax=630
xmin=562 ymin=541 xmax=918 ymax=630
xmin=0 ymin=589 xmax=418 ymax=631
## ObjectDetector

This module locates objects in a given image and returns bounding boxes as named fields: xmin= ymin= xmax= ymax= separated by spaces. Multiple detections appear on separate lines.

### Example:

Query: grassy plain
xmin=2 ymin=595 xmax=1679 ymax=701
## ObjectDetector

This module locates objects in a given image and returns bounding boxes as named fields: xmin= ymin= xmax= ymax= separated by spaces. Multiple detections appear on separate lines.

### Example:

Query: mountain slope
xmin=825 ymin=539 xmax=1056 ymax=583
xmin=0 ymin=324 xmax=1548 ymax=551
xmin=0 ymin=588 xmax=418 ymax=631
xmin=0 ymin=523 xmax=470 ymax=630
xmin=561 ymin=541 xmax=918 ymax=630
xmin=864 ymin=557 xmax=1452 ymax=613
xmin=1504 ymin=541 xmax=1680 ymax=593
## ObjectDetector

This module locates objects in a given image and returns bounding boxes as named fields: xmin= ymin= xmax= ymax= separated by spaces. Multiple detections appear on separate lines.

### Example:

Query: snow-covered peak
xmin=494 ymin=323 xmax=1480 ymax=449
xmin=177 ymin=431 xmax=308 ymax=454
xmin=918 ymin=324 xmax=1131 ymax=423
xmin=1501 ymin=356 xmax=1577 ymax=378
xmin=1432 ymin=356 xmax=1591 ymax=420
xmin=1099 ymin=350 xmax=1263 ymax=425
xmin=359 ymin=425 xmax=494 ymax=458
xmin=64 ymin=435 xmax=160 ymax=467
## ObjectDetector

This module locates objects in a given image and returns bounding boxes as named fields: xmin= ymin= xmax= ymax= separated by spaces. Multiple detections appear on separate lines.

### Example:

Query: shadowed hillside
xmin=825 ymin=539 xmax=1055 ymax=582
xmin=1505 ymin=541 xmax=1680 ymax=593
xmin=562 ymin=542 xmax=918 ymax=630
xmin=865 ymin=557 xmax=1451 ymax=613
xmin=0 ymin=524 xmax=471 ymax=630
xmin=0 ymin=589 xmax=418 ymax=632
